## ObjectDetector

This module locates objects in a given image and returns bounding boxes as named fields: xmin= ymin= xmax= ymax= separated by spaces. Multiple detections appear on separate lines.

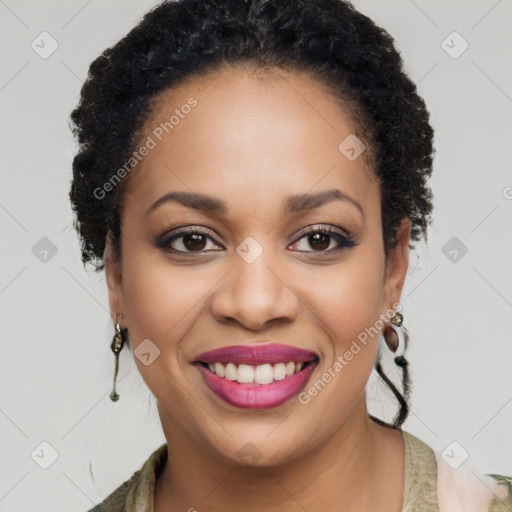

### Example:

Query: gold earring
xmin=109 ymin=315 xmax=126 ymax=402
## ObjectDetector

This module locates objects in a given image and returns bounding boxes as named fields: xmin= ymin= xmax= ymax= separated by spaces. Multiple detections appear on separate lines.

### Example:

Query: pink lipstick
xmin=193 ymin=342 xmax=319 ymax=409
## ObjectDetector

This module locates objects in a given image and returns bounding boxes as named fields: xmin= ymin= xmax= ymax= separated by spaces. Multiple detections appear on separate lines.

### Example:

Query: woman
xmin=69 ymin=0 xmax=512 ymax=510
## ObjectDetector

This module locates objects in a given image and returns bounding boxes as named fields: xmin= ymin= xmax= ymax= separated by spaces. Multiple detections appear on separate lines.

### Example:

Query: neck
xmin=154 ymin=401 xmax=404 ymax=512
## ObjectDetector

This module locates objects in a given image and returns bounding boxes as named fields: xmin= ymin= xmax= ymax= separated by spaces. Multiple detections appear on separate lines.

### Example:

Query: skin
xmin=105 ymin=66 xmax=411 ymax=512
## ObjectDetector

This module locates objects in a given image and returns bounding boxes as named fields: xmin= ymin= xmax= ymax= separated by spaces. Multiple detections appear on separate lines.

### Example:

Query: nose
xmin=209 ymin=252 xmax=300 ymax=331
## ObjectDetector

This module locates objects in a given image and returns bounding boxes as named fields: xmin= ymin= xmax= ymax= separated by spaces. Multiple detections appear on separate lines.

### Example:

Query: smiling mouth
xmin=195 ymin=358 xmax=319 ymax=386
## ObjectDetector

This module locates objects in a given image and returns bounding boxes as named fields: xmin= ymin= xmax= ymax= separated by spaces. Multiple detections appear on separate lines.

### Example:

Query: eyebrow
xmin=147 ymin=188 xmax=364 ymax=218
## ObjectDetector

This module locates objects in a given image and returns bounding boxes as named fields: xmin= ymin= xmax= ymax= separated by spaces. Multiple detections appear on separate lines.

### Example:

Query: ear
xmin=104 ymin=234 xmax=125 ymax=325
xmin=382 ymin=217 xmax=411 ymax=312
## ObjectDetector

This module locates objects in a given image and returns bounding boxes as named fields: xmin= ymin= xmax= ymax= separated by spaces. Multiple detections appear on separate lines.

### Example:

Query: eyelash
xmin=156 ymin=225 xmax=357 ymax=255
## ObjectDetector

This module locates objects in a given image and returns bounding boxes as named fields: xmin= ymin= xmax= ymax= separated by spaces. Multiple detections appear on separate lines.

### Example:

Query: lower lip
xmin=194 ymin=361 xmax=318 ymax=409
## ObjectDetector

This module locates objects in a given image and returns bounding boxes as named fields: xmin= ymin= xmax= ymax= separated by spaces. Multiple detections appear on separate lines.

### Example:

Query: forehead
xmin=124 ymin=66 xmax=378 ymax=219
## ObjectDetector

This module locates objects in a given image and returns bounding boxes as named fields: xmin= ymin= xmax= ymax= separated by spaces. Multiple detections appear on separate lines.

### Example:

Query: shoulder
xmin=434 ymin=450 xmax=512 ymax=512
xmin=403 ymin=430 xmax=512 ymax=512
xmin=485 ymin=474 xmax=512 ymax=512
xmin=86 ymin=470 xmax=141 ymax=512
xmin=86 ymin=443 xmax=168 ymax=512
xmin=402 ymin=431 xmax=512 ymax=512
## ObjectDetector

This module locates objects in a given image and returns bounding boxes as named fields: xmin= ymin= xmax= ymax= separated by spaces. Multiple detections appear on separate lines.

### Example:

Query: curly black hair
xmin=69 ymin=0 xmax=435 ymax=429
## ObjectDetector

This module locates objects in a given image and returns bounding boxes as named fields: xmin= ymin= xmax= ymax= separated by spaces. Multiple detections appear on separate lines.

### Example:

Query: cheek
xmin=121 ymin=247 xmax=224 ymax=358
xmin=294 ymin=248 xmax=385 ymax=410
xmin=294 ymin=259 xmax=384 ymax=425
xmin=297 ymin=249 xmax=385 ymax=348
xmin=120 ymin=256 xmax=210 ymax=400
xmin=123 ymin=263 xmax=197 ymax=343
xmin=338 ymin=255 xmax=385 ymax=341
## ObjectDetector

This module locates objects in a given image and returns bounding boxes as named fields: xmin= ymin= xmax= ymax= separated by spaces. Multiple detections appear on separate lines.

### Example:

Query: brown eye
xmin=156 ymin=227 xmax=223 ymax=254
xmin=290 ymin=226 xmax=356 ymax=253
xmin=307 ymin=232 xmax=330 ymax=251
xmin=182 ymin=233 xmax=208 ymax=251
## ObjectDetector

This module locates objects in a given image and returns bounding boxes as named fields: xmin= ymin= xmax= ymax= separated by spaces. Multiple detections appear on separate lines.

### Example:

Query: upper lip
xmin=194 ymin=342 xmax=319 ymax=365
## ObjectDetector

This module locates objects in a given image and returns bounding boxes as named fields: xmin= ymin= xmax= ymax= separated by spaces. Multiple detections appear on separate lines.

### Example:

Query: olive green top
xmin=88 ymin=430 xmax=512 ymax=511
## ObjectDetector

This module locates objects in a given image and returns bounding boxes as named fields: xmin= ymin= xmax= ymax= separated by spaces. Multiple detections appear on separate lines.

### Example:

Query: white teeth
xmin=204 ymin=360 xmax=312 ymax=385
xmin=237 ymin=364 xmax=255 ymax=383
xmin=255 ymin=363 xmax=274 ymax=385
xmin=214 ymin=362 xmax=225 ymax=377
xmin=273 ymin=362 xmax=287 ymax=381
xmin=225 ymin=362 xmax=238 ymax=381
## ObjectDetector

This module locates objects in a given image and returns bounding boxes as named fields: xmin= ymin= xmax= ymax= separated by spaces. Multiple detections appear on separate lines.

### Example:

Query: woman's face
xmin=106 ymin=66 xmax=410 ymax=465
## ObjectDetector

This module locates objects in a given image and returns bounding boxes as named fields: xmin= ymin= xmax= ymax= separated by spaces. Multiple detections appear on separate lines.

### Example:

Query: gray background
xmin=1 ymin=0 xmax=511 ymax=510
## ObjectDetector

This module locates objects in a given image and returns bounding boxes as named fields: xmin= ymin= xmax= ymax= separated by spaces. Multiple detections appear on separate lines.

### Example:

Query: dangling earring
xmin=380 ymin=311 xmax=410 ymax=368
xmin=109 ymin=315 xmax=126 ymax=402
